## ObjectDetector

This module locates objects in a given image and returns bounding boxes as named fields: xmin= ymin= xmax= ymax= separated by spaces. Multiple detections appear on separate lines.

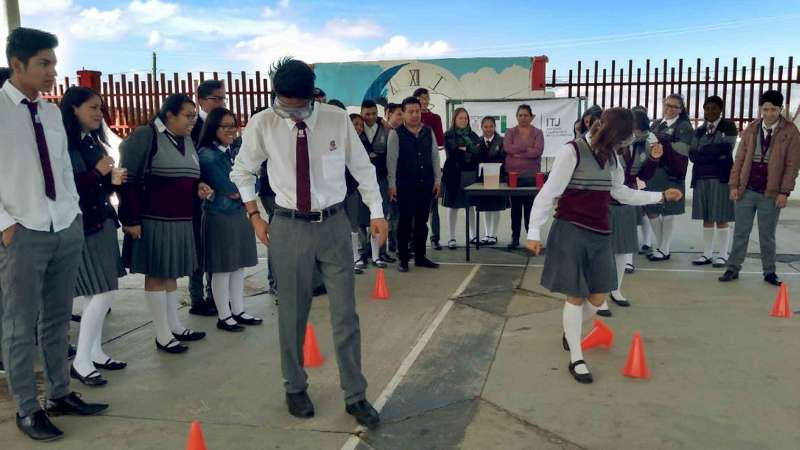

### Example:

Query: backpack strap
xmin=145 ymin=123 xmax=159 ymax=176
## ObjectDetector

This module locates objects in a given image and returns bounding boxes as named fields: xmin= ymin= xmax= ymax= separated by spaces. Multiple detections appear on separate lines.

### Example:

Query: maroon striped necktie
xmin=22 ymin=99 xmax=56 ymax=200
xmin=295 ymin=121 xmax=311 ymax=213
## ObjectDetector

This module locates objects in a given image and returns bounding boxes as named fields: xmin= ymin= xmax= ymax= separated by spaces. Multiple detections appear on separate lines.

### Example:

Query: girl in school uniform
xmin=476 ymin=116 xmax=507 ymax=245
xmin=689 ymin=96 xmax=738 ymax=267
xmin=119 ymin=94 xmax=211 ymax=354
xmin=526 ymin=108 xmax=682 ymax=384
xmin=197 ymin=108 xmax=261 ymax=332
xmin=442 ymin=108 xmax=482 ymax=249
xmin=61 ymin=87 xmax=127 ymax=386
xmin=637 ymin=94 xmax=694 ymax=262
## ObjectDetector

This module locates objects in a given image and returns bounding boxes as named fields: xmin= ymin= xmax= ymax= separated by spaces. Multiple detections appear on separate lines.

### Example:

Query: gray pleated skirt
xmin=75 ymin=219 xmax=126 ymax=297
xmin=541 ymin=219 xmax=617 ymax=298
xmin=442 ymin=171 xmax=478 ymax=209
xmin=643 ymin=168 xmax=685 ymax=216
xmin=692 ymin=178 xmax=735 ymax=222
xmin=610 ymin=204 xmax=639 ymax=254
xmin=123 ymin=218 xmax=197 ymax=279
xmin=202 ymin=210 xmax=258 ymax=273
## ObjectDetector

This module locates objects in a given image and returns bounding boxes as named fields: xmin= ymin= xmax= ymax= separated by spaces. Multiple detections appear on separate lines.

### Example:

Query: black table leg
xmin=465 ymin=204 xmax=471 ymax=261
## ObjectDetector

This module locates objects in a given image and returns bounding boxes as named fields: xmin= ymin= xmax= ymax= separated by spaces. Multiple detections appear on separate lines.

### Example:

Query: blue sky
xmin=14 ymin=0 xmax=800 ymax=77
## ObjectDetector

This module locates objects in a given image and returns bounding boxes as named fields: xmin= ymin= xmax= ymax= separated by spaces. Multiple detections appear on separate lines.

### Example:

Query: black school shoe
xmin=597 ymin=309 xmax=612 ymax=317
xmin=16 ymin=411 xmax=63 ymax=442
xmin=234 ymin=313 xmax=263 ymax=326
xmin=568 ymin=360 xmax=593 ymax=384
xmin=431 ymin=240 xmax=442 ymax=251
xmin=764 ymin=273 xmax=782 ymax=286
xmin=610 ymin=294 xmax=631 ymax=307
xmin=45 ymin=392 xmax=109 ymax=416
xmin=70 ymin=366 xmax=107 ymax=387
xmin=189 ymin=301 xmax=218 ymax=317
xmin=286 ymin=391 xmax=315 ymax=418
xmin=398 ymin=261 xmax=410 ymax=273
xmin=156 ymin=338 xmax=189 ymax=354
xmin=415 ymin=257 xmax=440 ymax=269
xmin=346 ymin=400 xmax=380 ymax=429
xmin=647 ymin=250 xmax=670 ymax=262
xmin=718 ymin=270 xmax=739 ymax=282
xmin=217 ymin=317 xmax=245 ymax=332
xmin=173 ymin=329 xmax=206 ymax=342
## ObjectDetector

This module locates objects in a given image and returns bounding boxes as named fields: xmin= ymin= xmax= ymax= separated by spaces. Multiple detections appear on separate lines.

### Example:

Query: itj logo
xmin=546 ymin=117 xmax=561 ymax=128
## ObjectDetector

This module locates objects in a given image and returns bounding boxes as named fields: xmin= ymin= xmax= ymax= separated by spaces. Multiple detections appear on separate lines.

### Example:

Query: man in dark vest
xmin=387 ymin=96 xmax=442 ymax=272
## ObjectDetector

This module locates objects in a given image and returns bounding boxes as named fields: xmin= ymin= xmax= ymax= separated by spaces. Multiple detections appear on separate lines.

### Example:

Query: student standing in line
xmin=442 ymin=107 xmax=481 ymax=248
xmin=527 ymin=108 xmax=682 ymax=384
xmin=414 ymin=88 xmax=444 ymax=251
xmin=383 ymin=103 xmax=404 ymax=253
xmin=348 ymin=113 xmax=373 ymax=272
xmin=476 ymin=116 xmax=507 ymax=245
xmin=637 ymin=94 xmax=694 ymax=262
xmin=720 ymin=90 xmax=800 ymax=285
xmin=689 ymin=96 xmax=738 ymax=268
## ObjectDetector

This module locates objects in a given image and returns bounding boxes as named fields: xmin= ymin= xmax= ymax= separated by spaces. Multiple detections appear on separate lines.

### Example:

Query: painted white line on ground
xmin=340 ymin=264 xmax=481 ymax=450
xmin=438 ymin=261 xmax=800 ymax=276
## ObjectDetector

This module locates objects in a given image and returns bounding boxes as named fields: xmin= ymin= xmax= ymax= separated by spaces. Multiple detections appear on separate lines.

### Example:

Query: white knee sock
xmin=351 ymin=232 xmax=361 ymax=262
xmin=485 ymin=212 xmax=500 ymax=238
xmin=211 ymin=271 xmax=235 ymax=323
xmin=371 ymin=233 xmax=382 ymax=261
xmin=625 ymin=253 xmax=633 ymax=266
xmin=640 ymin=219 xmax=655 ymax=247
xmin=74 ymin=293 xmax=113 ymax=376
xmin=448 ymin=208 xmax=459 ymax=242
xmin=91 ymin=316 xmax=112 ymax=365
xmin=611 ymin=254 xmax=627 ymax=300
xmin=647 ymin=216 xmax=662 ymax=250
xmin=660 ymin=216 xmax=676 ymax=254
xmin=467 ymin=208 xmax=476 ymax=240
xmin=165 ymin=290 xmax=186 ymax=334
xmin=146 ymin=291 xmax=174 ymax=345
xmin=583 ymin=300 xmax=601 ymax=319
xmin=719 ymin=226 xmax=732 ymax=259
xmin=563 ymin=302 xmax=588 ymax=374
xmin=702 ymin=227 xmax=715 ymax=258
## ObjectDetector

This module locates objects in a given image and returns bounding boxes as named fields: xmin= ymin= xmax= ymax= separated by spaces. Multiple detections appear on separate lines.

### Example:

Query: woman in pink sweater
xmin=504 ymin=104 xmax=544 ymax=248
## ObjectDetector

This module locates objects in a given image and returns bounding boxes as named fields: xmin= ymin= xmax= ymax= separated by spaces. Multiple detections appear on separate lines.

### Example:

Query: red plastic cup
xmin=508 ymin=172 xmax=519 ymax=188
xmin=535 ymin=172 xmax=545 ymax=188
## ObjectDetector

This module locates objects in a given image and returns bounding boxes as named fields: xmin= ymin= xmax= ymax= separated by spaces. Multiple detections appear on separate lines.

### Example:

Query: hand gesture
xmin=95 ymin=155 xmax=115 ymax=176
xmin=526 ymin=240 xmax=542 ymax=255
xmin=370 ymin=218 xmax=389 ymax=247
xmin=662 ymin=188 xmax=683 ymax=202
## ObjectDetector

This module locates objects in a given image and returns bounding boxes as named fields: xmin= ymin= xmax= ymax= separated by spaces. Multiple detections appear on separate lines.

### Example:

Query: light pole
xmin=2 ymin=0 xmax=21 ymax=44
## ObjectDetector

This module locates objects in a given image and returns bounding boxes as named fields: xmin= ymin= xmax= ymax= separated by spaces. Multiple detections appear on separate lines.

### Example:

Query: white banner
xmin=457 ymin=98 xmax=581 ymax=157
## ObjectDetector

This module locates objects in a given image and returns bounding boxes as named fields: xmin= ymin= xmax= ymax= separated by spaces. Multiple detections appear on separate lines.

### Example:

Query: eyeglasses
xmin=204 ymin=96 xmax=227 ymax=104
xmin=664 ymin=103 xmax=681 ymax=110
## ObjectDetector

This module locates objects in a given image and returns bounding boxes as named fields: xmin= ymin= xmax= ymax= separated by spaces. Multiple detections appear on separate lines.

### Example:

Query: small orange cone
xmin=303 ymin=323 xmax=325 ymax=368
xmin=372 ymin=268 xmax=390 ymax=300
xmin=581 ymin=319 xmax=614 ymax=350
xmin=186 ymin=421 xmax=208 ymax=450
xmin=622 ymin=331 xmax=651 ymax=379
xmin=770 ymin=283 xmax=792 ymax=318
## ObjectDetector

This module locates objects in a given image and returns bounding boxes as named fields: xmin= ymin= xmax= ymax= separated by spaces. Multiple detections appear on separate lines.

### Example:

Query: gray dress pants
xmin=727 ymin=189 xmax=782 ymax=274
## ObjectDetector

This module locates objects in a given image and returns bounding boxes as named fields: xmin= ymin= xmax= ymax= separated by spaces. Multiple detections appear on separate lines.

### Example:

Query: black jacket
xmin=67 ymin=135 xmax=119 ymax=235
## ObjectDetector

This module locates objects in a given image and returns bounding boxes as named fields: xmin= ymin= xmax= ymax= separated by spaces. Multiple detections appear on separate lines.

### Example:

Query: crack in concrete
xmin=477 ymin=398 xmax=587 ymax=450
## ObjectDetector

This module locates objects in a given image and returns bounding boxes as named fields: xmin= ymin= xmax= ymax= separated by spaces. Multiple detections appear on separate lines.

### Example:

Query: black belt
xmin=273 ymin=203 xmax=343 ymax=223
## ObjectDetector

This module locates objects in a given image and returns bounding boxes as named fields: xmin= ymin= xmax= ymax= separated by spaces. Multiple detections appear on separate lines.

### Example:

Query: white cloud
xmin=147 ymin=29 xmax=182 ymax=50
xmin=279 ymin=0 xmax=291 ymax=8
xmin=148 ymin=30 xmax=161 ymax=46
xmin=233 ymin=24 xmax=365 ymax=66
xmin=262 ymin=7 xmax=279 ymax=18
xmin=69 ymin=8 xmax=127 ymax=40
xmin=129 ymin=0 xmax=180 ymax=24
xmin=325 ymin=19 xmax=384 ymax=39
xmin=369 ymin=35 xmax=452 ymax=59
xmin=20 ymin=0 xmax=73 ymax=16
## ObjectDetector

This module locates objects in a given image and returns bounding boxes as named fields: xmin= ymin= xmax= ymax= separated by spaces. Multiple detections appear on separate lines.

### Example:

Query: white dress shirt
xmin=0 ymin=81 xmax=81 ymax=232
xmin=527 ymin=143 xmax=663 ymax=241
xmin=662 ymin=116 xmax=679 ymax=128
xmin=231 ymin=102 xmax=384 ymax=218
xmin=364 ymin=122 xmax=379 ymax=143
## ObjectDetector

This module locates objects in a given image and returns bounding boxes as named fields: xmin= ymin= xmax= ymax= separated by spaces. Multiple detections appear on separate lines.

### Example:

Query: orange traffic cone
xmin=622 ymin=331 xmax=651 ymax=379
xmin=770 ymin=283 xmax=792 ymax=318
xmin=372 ymin=268 xmax=390 ymax=300
xmin=186 ymin=421 xmax=208 ymax=450
xmin=303 ymin=323 xmax=325 ymax=368
xmin=581 ymin=319 xmax=614 ymax=350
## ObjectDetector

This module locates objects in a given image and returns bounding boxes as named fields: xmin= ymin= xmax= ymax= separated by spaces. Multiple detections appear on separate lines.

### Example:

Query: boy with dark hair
xmin=1 ymin=27 xmax=108 ymax=442
xmin=413 ymin=88 xmax=444 ymax=250
xmin=720 ymin=90 xmax=800 ymax=285
xmin=387 ymin=97 xmax=442 ymax=272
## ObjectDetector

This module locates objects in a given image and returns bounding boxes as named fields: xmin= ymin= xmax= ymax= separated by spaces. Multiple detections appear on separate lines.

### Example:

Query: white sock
xmin=146 ymin=290 xmax=175 ymax=346
xmin=584 ymin=300 xmax=601 ymax=318
xmin=91 ymin=317 xmax=112 ymax=365
xmin=211 ymin=271 xmax=235 ymax=324
xmin=448 ymin=208 xmax=459 ymax=242
xmin=371 ymin=233 xmax=381 ymax=262
xmin=229 ymin=268 xmax=252 ymax=319
xmin=467 ymin=208 xmax=476 ymax=240
xmin=702 ymin=227 xmax=715 ymax=258
xmin=563 ymin=302 xmax=588 ymax=374
xmin=625 ymin=253 xmax=633 ymax=266
xmin=485 ymin=212 xmax=500 ymax=238
xmin=661 ymin=216 xmax=676 ymax=254
xmin=641 ymin=219 xmax=655 ymax=247
xmin=720 ymin=226 xmax=732 ymax=259
xmin=648 ymin=216 xmax=663 ymax=250
xmin=611 ymin=254 xmax=627 ymax=300
xmin=74 ymin=293 xmax=112 ymax=376
xmin=351 ymin=232 xmax=361 ymax=262
xmin=165 ymin=290 xmax=186 ymax=334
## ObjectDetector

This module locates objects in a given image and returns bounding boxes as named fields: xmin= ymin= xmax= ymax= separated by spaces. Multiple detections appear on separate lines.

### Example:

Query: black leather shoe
xmin=189 ymin=301 xmax=218 ymax=317
xmin=380 ymin=252 xmax=396 ymax=263
xmin=718 ymin=270 xmax=739 ymax=282
xmin=431 ymin=240 xmax=442 ymax=251
xmin=156 ymin=338 xmax=188 ymax=354
xmin=568 ymin=360 xmax=593 ymax=384
xmin=639 ymin=245 xmax=652 ymax=255
xmin=647 ymin=250 xmax=671 ymax=261
xmin=70 ymin=366 xmax=107 ymax=387
xmin=507 ymin=238 xmax=520 ymax=249
xmin=173 ymin=329 xmax=206 ymax=342
xmin=234 ymin=314 xmax=263 ymax=326
xmin=398 ymin=261 xmax=409 ymax=273
xmin=16 ymin=411 xmax=63 ymax=442
xmin=217 ymin=317 xmax=245 ymax=332
xmin=610 ymin=294 xmax=631 ymax=307
xmin=764 ymin=273 xmax=782 ymax=286
xmin=45 ymin=392 xmax=108 ymax=416
xmin=93 ymin=358 xmax=127 ymax=371
xmin=415 ymin=257 xmax=440 ymax=269
xmin=286 ymin=392 xmax=315 ymax=418
xmin=597 ymin=309 xmax=612 ymax=317
xmin=346 ymin=400 xmax=380 ymax=429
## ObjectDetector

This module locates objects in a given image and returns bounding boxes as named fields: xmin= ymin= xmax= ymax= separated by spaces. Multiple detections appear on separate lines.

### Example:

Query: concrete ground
xmin=1 ymin=204 xmax=799 ymax=449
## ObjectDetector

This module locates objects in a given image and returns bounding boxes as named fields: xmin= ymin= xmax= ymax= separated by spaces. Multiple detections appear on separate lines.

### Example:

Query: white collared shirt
xmin=663 ymin=116 xmax=679 ymax=128
xmin=199 ymin=108 xmax=208 ymax=121
xmin=706 ymin=118 xmax=721 ymax=133
xmin=365 ymin=122 xmax=379 ymax=142
xmin=231 ymin=103 xmax=383 ymax=218
xmin=0 ymin=81 xmax=81 ymax=232
xmin=762 ymin=120 xmax=779 ymax=135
